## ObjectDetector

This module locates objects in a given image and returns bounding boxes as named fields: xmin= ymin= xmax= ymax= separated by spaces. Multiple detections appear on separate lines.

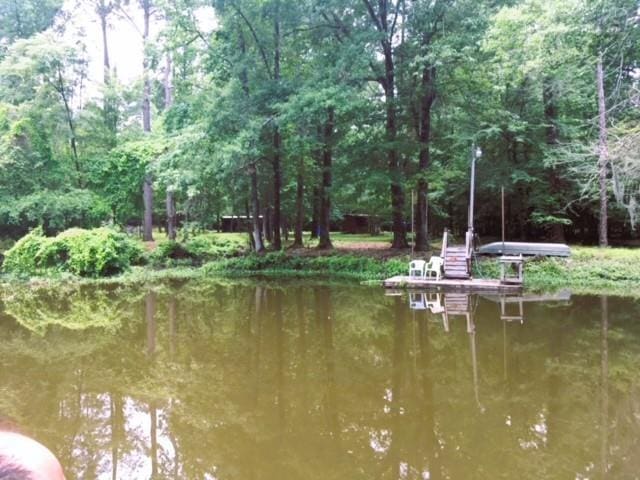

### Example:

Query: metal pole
xmin=501 ymin=186 xmax=505 ymax=254
xmin=469 ymin=144 xmax=476 ymax=233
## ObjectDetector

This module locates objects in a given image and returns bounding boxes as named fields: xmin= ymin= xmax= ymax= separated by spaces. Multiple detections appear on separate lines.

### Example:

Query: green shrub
xmin=2 ymin=227 xmax=143 ymax=277
xmin=184 ymin=233 xmax=246 ymax=260
xmin=203 ymin=252 xmax=407 ymax=280
xmin=149 ymin=234 xmax=247 ymax=267
xmin=148 ymin=241 xmax=194 ymax=267
xmin=2 ymin=227 xmax=45 ymax=275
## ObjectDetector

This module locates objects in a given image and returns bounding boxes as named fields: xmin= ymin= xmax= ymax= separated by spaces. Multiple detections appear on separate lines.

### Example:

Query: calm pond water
xmin=0 ymin=280 xmax=639 ymax=479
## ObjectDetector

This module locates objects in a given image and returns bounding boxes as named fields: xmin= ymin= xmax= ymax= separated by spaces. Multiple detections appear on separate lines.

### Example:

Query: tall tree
xmin=361 ymin=0 xmax=408 ymax=248
xmin=596 ymin=52 xmax=608 ymax=247
xmin=317 ymin=107 xmax=334 ymax=249
xmin=0 ymin=33 xmax=87 ymax=188
xmin=140 ymin=0 xmax=154 ymax=241
xmin=271 ymin=0 xmax=283 ymax=249
xmin=118 ymin=0 xmax=157 ymax=240
xmin=94 ymin=0 xmax=119 ymax=137
xmin=409 ymin=1 xmax=451 ymax=251
xmin=163 ymin=53 xmax=178 ymax=241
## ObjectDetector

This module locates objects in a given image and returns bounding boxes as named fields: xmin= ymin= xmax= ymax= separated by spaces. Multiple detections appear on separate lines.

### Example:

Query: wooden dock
xmin=382 ymin=276 xmax=522 ymax=293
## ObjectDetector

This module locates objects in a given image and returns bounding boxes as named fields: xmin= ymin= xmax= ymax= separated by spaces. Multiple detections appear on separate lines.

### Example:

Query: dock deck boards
xmin=383 ymin=276 xmax=522 ymax=293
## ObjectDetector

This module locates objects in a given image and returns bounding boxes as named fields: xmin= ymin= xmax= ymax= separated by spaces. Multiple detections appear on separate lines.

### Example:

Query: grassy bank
xmin=2 ymin=230 xmax=640 ymax=296
xmin=473 ymin=246 xmax=640 ymax=296
xmin=0 ymin=253 xmax=409 ymax=287
xmin=3 ymin=249 xmax=637 ymax=298
xmin=202 ymin=247 xmax=640 ymax=294
xmin=202 ymin=251 xmax=408 ymax=281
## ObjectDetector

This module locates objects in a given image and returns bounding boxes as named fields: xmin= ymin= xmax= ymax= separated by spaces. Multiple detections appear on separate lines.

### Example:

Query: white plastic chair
xmin=408 ymin=260 xmax=426 ymax=278
xmin=409 ymin=293 xmax=427 ymax=310
xmin=424 ymin=256 xmax=443 ymax=281
xmin=426 ymin=293 xmax=444 ymax=314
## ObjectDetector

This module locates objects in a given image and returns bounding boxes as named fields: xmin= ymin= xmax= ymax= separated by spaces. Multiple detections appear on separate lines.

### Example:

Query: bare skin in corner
xmin=0 ymin=431 xmax=66 ymax=480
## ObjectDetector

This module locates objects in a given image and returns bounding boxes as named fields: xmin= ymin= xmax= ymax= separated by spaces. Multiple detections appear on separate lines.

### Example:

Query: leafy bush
xmin=149 ymin=234 xmax=247 ymax=267
xmin=2 ymin=227 xmax=143 ymax=277
xmin=203 ymin=252 xmax=407 ymax=280
xmin=184 ymin=233 xmax=246 ymax=260
xmin=148 ymin=241 xmax=195 ymax=267
xmin=1 ymin=227 xmax=45 ymax=275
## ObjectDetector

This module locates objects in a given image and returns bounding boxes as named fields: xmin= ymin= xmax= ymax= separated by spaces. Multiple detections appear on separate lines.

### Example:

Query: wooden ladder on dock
xmin=441 ymin=229 xmax=471 ymax=279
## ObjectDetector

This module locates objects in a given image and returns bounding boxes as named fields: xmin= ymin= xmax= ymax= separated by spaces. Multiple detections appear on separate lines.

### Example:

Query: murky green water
xmin=0 ymin=280 xmax=639 ymax=479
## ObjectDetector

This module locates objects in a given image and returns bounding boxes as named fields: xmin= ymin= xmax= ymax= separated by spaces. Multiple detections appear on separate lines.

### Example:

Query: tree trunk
xmin=386 ymin=79 xmax=407 ymax=247
xmin=364 ymin=0 xmax=407 ymax=249
xmin=543 ymin=76 xmax=559 ymax=145
xmin=142 ymin=0 xmax=152 ymax=133
xmin=141 ymin=0 xmax=153 ymax=241
xmin=245 ymin=198 xmax=255 ymax=249
xmin=272 ymin=128 xmax=282 ymax=249
xmin=166 ymin=190 xmax=176 ymax=241
xmin=237 ymin=28 xmax=263 ymax=252
xmin=310 ymin=187 xmax=319 ymax=240
xmin=163 ymin=51 xmax=176 ymax=241
xmin=98 ymin=1 xmax=117 ymax=136
xmin=271 ymin=0 xmax=282 ymax=250
xmin=100 ymin=5 xmax=110 ymax=80
xmin=143 ymin=175 xmax=154 ymax=241
xmin=600 ymin=295 xmax=609 ymax=478
xmin=149 ymin=404 xmax=158 ymax=478
xmin=163 ymin=53 xmax=173 ymax=110
xmin=292 ymin=159 xmax=304 ymax=248
xmin=249 ymin=164 xmax=265 ymax=252
xmin=378 ymin=28 xmax=407 ymax=248
xmin=109 ymin=393 xmax=122 ymax=480
xmin=415 ymin=59 xmax=435 ymax=252
xmin=264 ymin=204 xmax=273 ymax=243
xmin=543 ymin=75 xmax=566 ymax=242
xmin=55 ymin=67 xmax=82 ymax=188
xmin=597 ymin=53 xmax=608 ymax=247
xmin=169 ymin=297 xmax=177 ymax=358
xmin=318 ymin=107 xmax=334 ymax=249
xmin=145 ymin=291 xmax=156 ymax=355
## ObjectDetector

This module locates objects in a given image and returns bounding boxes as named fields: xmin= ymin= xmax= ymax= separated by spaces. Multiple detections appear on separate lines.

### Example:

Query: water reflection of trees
xmin=0 ymin=283 xmax=639 ymax=478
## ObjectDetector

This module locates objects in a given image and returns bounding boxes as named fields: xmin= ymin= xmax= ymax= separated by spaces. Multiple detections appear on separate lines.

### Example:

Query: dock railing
xmin=441 ymin=229 xmax=448 ymax=259
xmin=465 ymin=230 xmax=473 ymax=260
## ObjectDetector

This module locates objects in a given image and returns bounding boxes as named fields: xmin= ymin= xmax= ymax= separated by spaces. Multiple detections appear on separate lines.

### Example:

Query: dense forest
xmin=1 ymin=0 xmax=640 ymax=251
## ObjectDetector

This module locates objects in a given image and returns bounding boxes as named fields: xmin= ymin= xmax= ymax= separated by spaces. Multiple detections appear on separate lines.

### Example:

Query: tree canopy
xmin=1 ymin=0 xmax=639 ymax=247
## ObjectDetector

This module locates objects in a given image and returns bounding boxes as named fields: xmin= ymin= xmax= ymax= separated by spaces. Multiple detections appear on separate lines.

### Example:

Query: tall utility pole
xmin=466 ymin=144 xmax=481 ymax=255
xmin=468 ymin=143 xmax=478 ymax=233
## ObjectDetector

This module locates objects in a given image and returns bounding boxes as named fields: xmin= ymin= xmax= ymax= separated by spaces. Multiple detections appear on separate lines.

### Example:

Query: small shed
xmin=342 ymin=214 xmax=380 ymax=234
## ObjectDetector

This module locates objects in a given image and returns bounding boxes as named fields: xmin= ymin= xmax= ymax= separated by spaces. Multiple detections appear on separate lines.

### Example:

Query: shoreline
xmin=2 ymin=247 xmax=640 ymax=298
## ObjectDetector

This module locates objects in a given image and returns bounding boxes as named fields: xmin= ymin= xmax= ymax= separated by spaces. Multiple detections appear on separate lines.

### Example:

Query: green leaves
xmin=3 ymin=227 xmax=144 ymax=278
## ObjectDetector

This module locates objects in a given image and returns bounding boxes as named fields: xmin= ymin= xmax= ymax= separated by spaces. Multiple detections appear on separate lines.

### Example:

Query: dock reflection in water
xmin=0 ymin=281 xmax=639 ymax=479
